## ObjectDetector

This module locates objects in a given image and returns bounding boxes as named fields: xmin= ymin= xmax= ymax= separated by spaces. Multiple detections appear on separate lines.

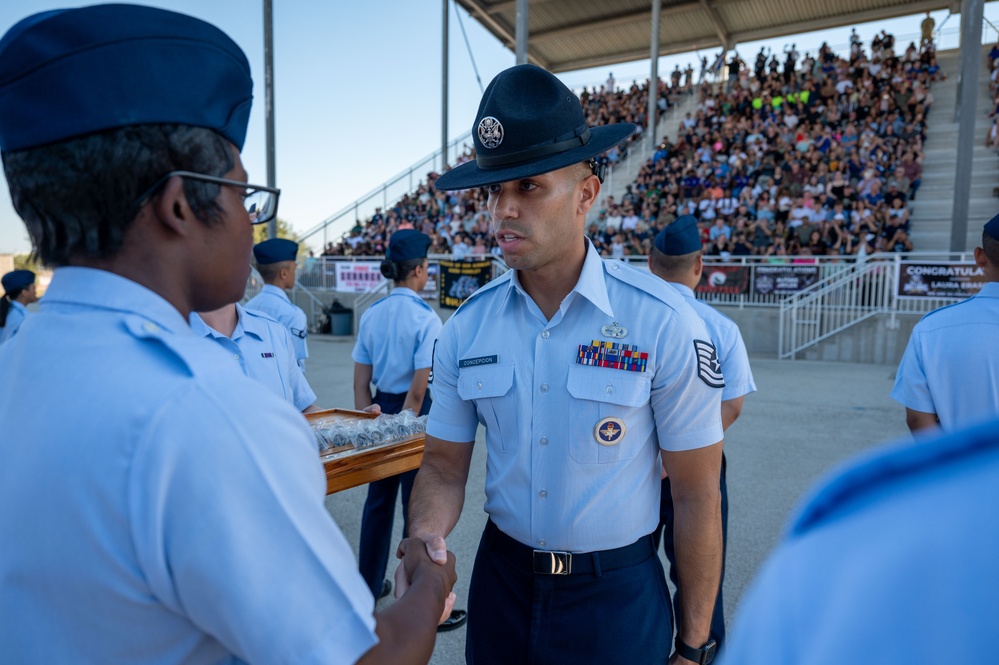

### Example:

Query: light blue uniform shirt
xmin=670 ymin=282 xmax=756 ymax=402
xmin=0 ymin=268 xmax=376 ymax=665
xmin=245 ymin=284 xmax=309 ymax=371
xmin=720 ymin=415 xmax=999 ymax=664
xmin=190 ymin=304 xmax=316 ymax=411
xmin=891 ymin=282 xmax=999 ymax=430
xmin=0 ymin=300 xmax=27 ymax=344
xmin=352 ymin=287 xmax=442 ymax=395
xmin=428 ymin=242 xmax=724 ymax=552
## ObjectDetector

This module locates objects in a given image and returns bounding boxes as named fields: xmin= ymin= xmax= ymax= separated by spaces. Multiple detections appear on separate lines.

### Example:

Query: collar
xmin=261 ymin=284 xmax=291 ymax=302
xmin=189 ymin=303 xmax=262 ymax=342
xmin=41 ymin=267 xmax=189 ymax=334
xmin=669 ymin=282 xmax=696 ymax=298
xmin=978 ymin=282 xmax=999 ymax=298
xmin=9 ymin=300 xmax=27 ymax=314
xmin=493 ymin=239 xmax=614 ymax=319
xmin=390 ymin=286 xmax=422 ymax=300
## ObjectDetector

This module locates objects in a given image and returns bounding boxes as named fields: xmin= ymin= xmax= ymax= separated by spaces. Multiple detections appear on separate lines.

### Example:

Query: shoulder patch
xmin=693 ymin=339 xmax=725 ymax=388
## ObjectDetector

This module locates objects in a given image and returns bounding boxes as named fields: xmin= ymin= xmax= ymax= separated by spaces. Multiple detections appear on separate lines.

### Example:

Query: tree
xmin=13 ymin=253 xmax=42 ymax=272
xmin=252 ymin=217 xmax=312 ymax=258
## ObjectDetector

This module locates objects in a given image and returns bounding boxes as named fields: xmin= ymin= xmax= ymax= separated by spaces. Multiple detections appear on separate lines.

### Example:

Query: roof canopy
xmin=455 ymin=0 xmax=955 ymax=72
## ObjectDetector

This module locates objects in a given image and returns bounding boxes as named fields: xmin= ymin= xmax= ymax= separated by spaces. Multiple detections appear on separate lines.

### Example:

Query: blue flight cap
xmin=0 ymin=4 xmax=253 ymax=152
xmin=985 ymin=213 xmax=999 ymax=241
xmin=253 ymin=238 xmax=298 ymax=265
xmin=387 ymin=229 xmax=432 ymax=262
xmin=654 ymin=215 xmax=702 ymax=255
xmin=1 ymin=269 xmax=34 ymax=293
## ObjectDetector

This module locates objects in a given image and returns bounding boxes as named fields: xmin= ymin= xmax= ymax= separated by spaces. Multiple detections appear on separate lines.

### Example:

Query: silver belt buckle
xmin=533 ymin=550 xmax=572 ymax=575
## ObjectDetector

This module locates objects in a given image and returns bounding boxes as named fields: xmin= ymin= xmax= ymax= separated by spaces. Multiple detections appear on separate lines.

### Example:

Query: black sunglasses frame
xmin=135 ymin=170 xmax=281 ymax=225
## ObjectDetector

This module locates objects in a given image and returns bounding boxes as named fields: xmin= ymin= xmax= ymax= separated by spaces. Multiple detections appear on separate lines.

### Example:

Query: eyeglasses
xmin=136 ymin=171 xmax=281 ymax=225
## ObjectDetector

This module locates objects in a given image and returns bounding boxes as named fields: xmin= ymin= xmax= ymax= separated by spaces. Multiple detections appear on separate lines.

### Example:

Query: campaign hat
xmin=654 ymin=215 xmax=703 ymax=255
xmin=434 ymin=64 xmax=635 ymax=191
xmin=0 ymin=4 xmax=252 ymax=152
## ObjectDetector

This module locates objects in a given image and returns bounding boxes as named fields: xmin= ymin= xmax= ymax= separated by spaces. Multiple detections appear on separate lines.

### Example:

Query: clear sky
xmin=0 ymin=1 xmax=995 ymax=255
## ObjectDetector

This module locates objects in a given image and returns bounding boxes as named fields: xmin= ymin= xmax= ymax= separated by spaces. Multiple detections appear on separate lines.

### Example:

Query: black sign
xmin=439 ymin=259 xmax=493 ymax=309
xmin=895 ymin=261 xmax=985 ymax=299
xmin=752 ymin=265 xmax=820 ymax=296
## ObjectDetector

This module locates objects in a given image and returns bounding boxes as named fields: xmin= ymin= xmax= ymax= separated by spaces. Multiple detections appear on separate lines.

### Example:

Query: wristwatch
xmin=674 ymin=636 xmax=718 ymax=665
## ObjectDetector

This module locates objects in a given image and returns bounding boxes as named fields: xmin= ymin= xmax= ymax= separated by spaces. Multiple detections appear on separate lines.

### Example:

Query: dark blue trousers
xmin=466 ymin=521 xmax=673 ymax=665
xmin=655 ymin=453 xmax=728 ymax=653
xmin=357 ymin=390 xmax=430 ymax=597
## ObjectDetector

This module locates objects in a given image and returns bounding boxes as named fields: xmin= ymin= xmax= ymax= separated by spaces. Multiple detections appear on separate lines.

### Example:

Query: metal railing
xmin=242 ymin=266 xmax=331 ymax=332
xmin=778 ymin=251 xmax=976 ymax=360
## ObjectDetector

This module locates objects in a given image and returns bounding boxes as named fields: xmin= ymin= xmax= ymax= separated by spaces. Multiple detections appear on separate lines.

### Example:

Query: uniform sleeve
xmin=289 ymin=352 xmax=318 ymax=411
xmin=413 ymin=310 xmax=443 ymax=371
xmin=128 ymin=379 xmax=377 ymax=665
xmin=652 ymin=304 xmax=724 ymax=451
xmin=351 ymin=311 xmax=372 ymax=365
xmin=890 ymin=329 xmax=935 ymax=414
xmin=719 ymin=326 xmax=756 ymax=402
xmin=292 ymin=308 xmax=309 ymax=364
xmin=425 ymin=318 xmax=479 ymax=443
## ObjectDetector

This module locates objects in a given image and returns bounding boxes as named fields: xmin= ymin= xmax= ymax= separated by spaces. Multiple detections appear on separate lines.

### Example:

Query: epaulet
xmin=242 ymin=308 xmax=281 ymax=325
xmin=451 ymin=270 xmax=513 ymax=317
xmin=603 ymin=260 xmax=678 ymax=308
xmin=788 ymin=417 xmax=999 ymax=537
xmin=122 ymin=315 xmax=235 ymax=380
xmin=917 ymin=296 xmax=972 ymax=322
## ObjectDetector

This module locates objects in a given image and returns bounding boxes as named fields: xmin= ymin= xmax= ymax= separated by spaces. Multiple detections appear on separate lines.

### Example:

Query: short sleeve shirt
xmin=427 ymin=242 xmax=724 ymax=552
xmin=190 ymin=304 xmax=316 ymax=411
xmin=891 ymin=282 xmax=999 ymax=430
xmin=670 ymin=282 xmax=756 ymax=402
xmin=0 ymin=300 xmax=27 ymax=344
xmin=0 ymin=268 xmax=376 ymax=664
xmin=245 ymin=284 xmax=309 ymax=371
xmin=352 ymin=287 xmax=443 ymax=395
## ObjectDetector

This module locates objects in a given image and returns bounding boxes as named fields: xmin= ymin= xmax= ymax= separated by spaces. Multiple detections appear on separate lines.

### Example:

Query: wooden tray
xmin=307 ymin=408 xmax=425 ymax=495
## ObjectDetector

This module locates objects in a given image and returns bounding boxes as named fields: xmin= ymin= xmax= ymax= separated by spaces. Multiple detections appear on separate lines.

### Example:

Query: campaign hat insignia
xmin=478 ymin=116 xmax=504 ymax=149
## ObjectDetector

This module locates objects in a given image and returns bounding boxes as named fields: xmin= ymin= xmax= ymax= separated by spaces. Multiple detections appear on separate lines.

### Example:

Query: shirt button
xmin=540 ymin=437 xmax=549 ymax=446
xmin=610 ymin=264 xmax=619 ymax=270
xmin=540 ymin=384 xmax=549 ymax=393
xmin=605 ymin=384 xmax=614 ymax=394
xmin=538 ymin=539 xmax=546 ymax=547
xmin=234 ymin=354 xmax=240 ymax=360
xmin=142 ymin=322 xmax=159 ymax=333
xmin=539 ymin=490 xmax=547 ymax=498
xmin=476 ymin=381 xmax=483 ymax=390
xmin=541 ymin=330 xmax=550 ymax=339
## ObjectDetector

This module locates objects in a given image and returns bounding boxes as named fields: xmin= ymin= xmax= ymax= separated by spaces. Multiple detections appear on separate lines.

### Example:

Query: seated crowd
xmin=323 ymin=30 xmax=937 ymax=262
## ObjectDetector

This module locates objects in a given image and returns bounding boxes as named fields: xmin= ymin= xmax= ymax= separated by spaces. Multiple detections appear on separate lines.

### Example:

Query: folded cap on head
xmin=2 ymin=269 xmax=34 ymax=292
xmin=387 ymin=229 xmax=431 ymax=262
xmin=434 ymin=64 xmax=635 ymax=191
xmin=0 ymin=4 xmax=253 ymax=152
xmin=253 ymin=238 xmax=298 ymax=265
xmin=654 ymin=215 xmax=702 ymax=256
xmin=986 ymin=212 xmax=999 ymax=241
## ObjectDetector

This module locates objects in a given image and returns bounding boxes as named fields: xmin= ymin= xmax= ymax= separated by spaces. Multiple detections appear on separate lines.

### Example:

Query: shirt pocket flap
xmin=566 ymin=364 xmax=651 ymax=408
xmin=457 ymin=363 xmax=515 ymax=400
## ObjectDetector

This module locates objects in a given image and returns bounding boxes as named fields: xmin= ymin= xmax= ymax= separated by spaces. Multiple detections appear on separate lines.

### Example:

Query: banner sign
xmin=419 ymin=262 xmax=439 ymax=300
xmin=439 ymin=259 xmax=492 ymax=309
xmin=335 ymin=261 xmax=385 ymax=293
xmin=895 ymin=261 xmax=985 ymax=299
xmin=752 ymin=265 xmax=820 ymax=296
xmin=696 ymin=265 xmax=751 ymax=295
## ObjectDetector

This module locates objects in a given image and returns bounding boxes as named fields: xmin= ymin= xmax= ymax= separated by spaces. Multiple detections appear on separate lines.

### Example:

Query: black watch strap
xmin=674 ymin=636 xmax=718 ymax=665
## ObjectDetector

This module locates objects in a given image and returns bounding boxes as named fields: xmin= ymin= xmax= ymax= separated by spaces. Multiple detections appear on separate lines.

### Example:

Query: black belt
xmin=485 ymin=520 xmax=655 ymax=576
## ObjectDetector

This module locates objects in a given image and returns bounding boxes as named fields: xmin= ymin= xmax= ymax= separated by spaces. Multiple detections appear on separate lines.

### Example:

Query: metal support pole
xmin=515 ymin=0 xmax=528 ymax=65
xmin=648 ymin=0 xmax=662 ymax=145
xmin=950 ymin=0 xmax=984 ymax=251
xmin=442 ymin=0 xmax=449 ymax=173
xmin=264 ymin=0 xmax=277 ymax=239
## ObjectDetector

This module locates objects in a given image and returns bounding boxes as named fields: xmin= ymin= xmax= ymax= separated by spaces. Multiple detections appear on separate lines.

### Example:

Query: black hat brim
xmin=434 ymin=123 xmax=636 ymax=191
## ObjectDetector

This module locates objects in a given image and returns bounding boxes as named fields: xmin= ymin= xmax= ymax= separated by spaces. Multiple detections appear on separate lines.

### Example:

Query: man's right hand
xmin=393 ymin=536 xmax=456 ymax=604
